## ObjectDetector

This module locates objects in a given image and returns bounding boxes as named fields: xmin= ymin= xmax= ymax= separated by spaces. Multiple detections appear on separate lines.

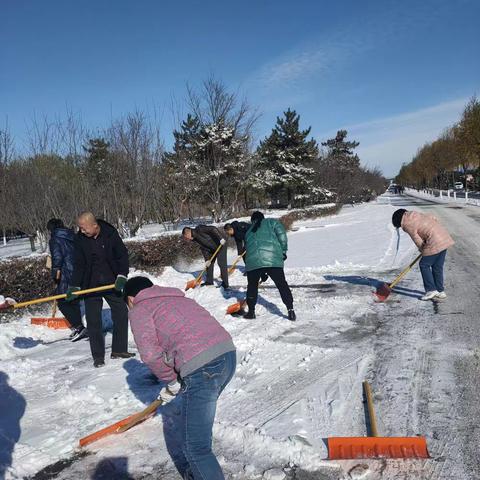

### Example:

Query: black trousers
xmin=84 ymin=292 xmax=129 ymax=361
xmin=205 ymin=245 xmax=229 ymax=287
xmin=246 ymin=267 xmax=293 ymax=312
xmin=58 ymin=299 xmax=83 ymax=329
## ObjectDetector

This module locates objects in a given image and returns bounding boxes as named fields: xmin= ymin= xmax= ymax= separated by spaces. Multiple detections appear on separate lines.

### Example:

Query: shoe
xmin=94 ymin=358 xmax=105 ymax=368
xmin=288 ymin=309 xmax=296 ymax=321
xmin=200 ymin=282 xmax=214 ymax=287
xmin=259 ymin=273 xmax=269 ymax=284
xmin=70 ymin=326 xmax=88 ymax=342
xmin=420 ymin=291 xmax=439 ymax=301
xmin=110 ymin=352 xmax=136 ymax=359
xmin=435 ymin=291 xmax=447 ymax=299
xmin=221 ymin=283 xmax=230 ymax=291
xmin=243 ymin=310 xmax=256 ymax=319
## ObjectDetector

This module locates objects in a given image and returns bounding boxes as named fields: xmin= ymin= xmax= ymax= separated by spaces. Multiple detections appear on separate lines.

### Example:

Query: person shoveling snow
xmin=391 ymin=209 xmax=454 ymax=301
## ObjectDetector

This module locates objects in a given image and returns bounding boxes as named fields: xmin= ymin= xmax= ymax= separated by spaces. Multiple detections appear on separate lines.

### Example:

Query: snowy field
xmin=1 ymin=194 xmax=479 ymax=479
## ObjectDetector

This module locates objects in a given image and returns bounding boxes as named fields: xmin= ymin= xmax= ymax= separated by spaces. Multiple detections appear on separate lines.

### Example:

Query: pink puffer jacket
xmin=128 ymin=285 xmax=235 ymax=383
xmin=401 ymin=211 xmax=454 ymax=256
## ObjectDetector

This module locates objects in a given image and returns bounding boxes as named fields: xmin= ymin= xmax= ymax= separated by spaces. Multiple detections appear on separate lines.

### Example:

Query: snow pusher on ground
xmin=31 ymin=300 xmax=71 ymax=329
xmin=374 ymin=253 xmax=422 ymax=302
xmin=328 ymin=381 xmax=429 ymax=459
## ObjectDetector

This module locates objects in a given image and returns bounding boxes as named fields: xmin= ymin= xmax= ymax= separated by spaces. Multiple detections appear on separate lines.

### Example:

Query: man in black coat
xmin=47 ymin=218 xmax=88 ymax=342
xmin=182 ymin=225 xmax=229 ymax=289
xmin=224 ymin=221 xmax=250 ymax=258
xmin=66 ymin=212 xmax=134 ymax=368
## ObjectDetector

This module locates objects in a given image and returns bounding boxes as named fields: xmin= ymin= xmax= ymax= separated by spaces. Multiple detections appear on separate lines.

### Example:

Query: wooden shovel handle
xmin=363 ymin=381 xmax=379 ymax=437
xmin=389 ymin=253 xmax=422 ymax=289
xmin=12 ymin=284 xmax=115 ymax=310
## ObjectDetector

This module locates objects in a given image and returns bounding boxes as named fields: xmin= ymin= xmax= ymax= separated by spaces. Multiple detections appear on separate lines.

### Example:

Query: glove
xmin=283 ymin=253 xmax=287 ymax=260
xmin=220 ymin=238 xmax=226 ymax=245
xmin=205 ymin=260 xmax=212 ymax=268
xmin=157 ymin=381 xmax=181 ymax=404
xmin=65 ymin=286 xmax=80 ymax=302
xmin=115 ymin=275 xmax=128 ymax=293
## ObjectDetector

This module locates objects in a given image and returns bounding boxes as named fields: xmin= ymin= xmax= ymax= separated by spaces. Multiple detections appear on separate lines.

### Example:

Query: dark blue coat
xmin=49 ymin=227 xmax=76 ymax=294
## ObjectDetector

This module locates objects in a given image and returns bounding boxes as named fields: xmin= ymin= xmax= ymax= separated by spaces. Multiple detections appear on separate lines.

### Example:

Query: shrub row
xmin=0 ymin=204 xmax=340 ymax=307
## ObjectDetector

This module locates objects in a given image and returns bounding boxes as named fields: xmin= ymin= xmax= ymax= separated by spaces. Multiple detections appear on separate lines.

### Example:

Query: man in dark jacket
xmin=224 ymin=221 xmax=250 ymax=258
xmin=47 ymin=219 xmax=88 ymax=342
xmin=182 ymin=225 xmax=229 ymax=289
xmin=66 ymin=212 xmax=134 ymax=368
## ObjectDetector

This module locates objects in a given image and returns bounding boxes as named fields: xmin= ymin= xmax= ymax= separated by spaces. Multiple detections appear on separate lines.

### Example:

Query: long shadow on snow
xmin=123 ymin=359 xmax=185 ymax=473
xmin=324 ymin=275 xmax=423 ymax=299
xmin=0 ymin=371 xmax=26 ymax=480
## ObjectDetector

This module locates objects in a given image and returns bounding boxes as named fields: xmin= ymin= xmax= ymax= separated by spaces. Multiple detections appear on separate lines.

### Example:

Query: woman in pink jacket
xmin=124 ymin=276 xmax=236 ymax=480
xmin=392 ymin=209 xmax=454 ymax=300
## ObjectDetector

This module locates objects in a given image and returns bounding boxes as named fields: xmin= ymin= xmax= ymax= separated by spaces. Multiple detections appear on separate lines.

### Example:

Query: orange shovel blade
xmin=226 ymin=300 xmax=246 ymax=315
xmin=79 ymin=413 xmax=139 ymax=447
xmin=31 ymin=317 xmax=71 ymax=329
xmin=185 ymin=279 xmax=199 ymax=291
xmin=328 ymin=436 xmax=429 ymax=460
xmin=374 ymin=283 xmax=392 ymax=302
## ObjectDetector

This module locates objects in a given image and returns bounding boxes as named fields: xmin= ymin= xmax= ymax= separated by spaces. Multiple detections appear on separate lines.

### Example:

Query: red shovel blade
xmin=374 ymin=283 xmax=392 ymax=302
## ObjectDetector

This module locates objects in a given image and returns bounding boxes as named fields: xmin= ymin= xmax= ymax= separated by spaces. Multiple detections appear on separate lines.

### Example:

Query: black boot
xmin=288 ymin=309 xmax=296 ymax=321
xmin=243 ymin=310 xmax=256 ymax=319
xmin=93 ymin=358 xmax=105 ymax=368
xmin=111 ymin=352 xmax=136 ymax=359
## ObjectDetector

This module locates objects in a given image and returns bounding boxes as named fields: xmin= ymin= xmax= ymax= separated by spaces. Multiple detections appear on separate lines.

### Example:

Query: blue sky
xmin=1 ymin=0 xmax=479 ymax=176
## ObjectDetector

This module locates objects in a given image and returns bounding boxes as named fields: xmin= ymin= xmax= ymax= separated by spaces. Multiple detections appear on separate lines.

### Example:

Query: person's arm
xmin=131 ymin=314 xmax=177 ymax=383
xmin=49 ymin=237 xmax=63 ymax=281
xmin=112 ymin=231 xmax=129 ymax=276
xmin=403 ymin=225 xmax=424 ymax=251
xmin=273 ymin=220 xmax=288 ymax=253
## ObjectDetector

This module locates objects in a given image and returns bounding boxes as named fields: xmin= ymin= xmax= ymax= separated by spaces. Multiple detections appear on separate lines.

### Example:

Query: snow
xmin=1 ymin=193 xmax=473 ymax=479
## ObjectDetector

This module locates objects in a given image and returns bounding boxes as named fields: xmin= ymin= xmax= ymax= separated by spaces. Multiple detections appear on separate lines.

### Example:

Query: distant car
xmin=454 ymin=182 xmax=464 ymax=190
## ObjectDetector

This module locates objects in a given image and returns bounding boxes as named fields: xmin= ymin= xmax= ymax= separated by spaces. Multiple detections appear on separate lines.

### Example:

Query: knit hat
xmin=392 ymin=209 xmax=407 ymax=228
xmin=124 ymin=276 xmax=153 ymax=300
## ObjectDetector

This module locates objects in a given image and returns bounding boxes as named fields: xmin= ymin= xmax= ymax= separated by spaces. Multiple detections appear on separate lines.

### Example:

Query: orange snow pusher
xmin=31 ymin=300 xmax=71 ymax=329
xmin=328 ymin=381 xmax=429 ymax=460
xmin=185 ymin=244 xmax=223 ymax=291
xmin=374 ymin=253 xmax=422 ymax=302
xmin=79 ymin=399 xmax=162 ymax=447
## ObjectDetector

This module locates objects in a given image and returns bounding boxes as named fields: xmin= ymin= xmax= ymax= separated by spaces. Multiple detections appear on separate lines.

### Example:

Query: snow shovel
xmin=374 ymin=253 xmax=422 ymax=302
xmin=228 ymin=251 xmax=246 ymax=274
xmin=327 ymin=381 xmax=429 ymax=459
xmin=79 ymin=399 xmax=163 ymax=447
xmin=0 ymin=284 xmax=115 ymax=311
xmin=31 ymin=300 xmax=71 ymax=329
xmin=185 ymin=243 xmax=223 ymax=291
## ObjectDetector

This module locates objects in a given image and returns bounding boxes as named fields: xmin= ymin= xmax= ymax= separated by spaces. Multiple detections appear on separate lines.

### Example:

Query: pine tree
xmin=254 ymin=109 xmax=321 ymax=206
xmin=83 ymin=138 xmax=111 ymax=183
xmin=319 ymin=130 xmax=362 ymax=201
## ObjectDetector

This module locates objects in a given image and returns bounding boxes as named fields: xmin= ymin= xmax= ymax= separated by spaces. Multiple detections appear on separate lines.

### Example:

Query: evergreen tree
xmin=83 ymin=138 xmax=111 ymax=183
xmin=321 ymin=130 xmax=360 ymax=172
xmin=254 ymin=109 xmax=320 ymax=206
xmin=319 ymin=130 xmax=362 ymax=201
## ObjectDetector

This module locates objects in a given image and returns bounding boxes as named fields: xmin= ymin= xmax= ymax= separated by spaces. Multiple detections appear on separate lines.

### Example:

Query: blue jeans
xmin=419 ymin=250 xmax=447 ymax=292
xmin=162 ymin=351 xmax=236 ymax=480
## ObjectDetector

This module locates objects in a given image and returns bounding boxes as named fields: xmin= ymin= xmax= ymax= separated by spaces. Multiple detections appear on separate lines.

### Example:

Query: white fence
xmin=406 ymin=188 xmax=480 ymax=207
